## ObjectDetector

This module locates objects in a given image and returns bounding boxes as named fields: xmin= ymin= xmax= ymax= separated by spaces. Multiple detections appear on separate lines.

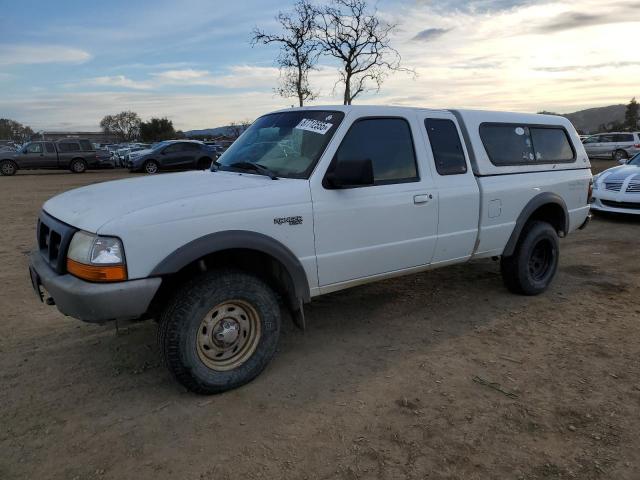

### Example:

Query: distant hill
xmin=184 ymin=126 xmax=237 ymax=138
xmin=562 ymin=104 xmax=627 ymax=134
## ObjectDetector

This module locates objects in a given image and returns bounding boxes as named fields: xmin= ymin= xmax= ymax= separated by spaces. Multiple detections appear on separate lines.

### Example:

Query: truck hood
xmin=43 ymin=170 xmax=283 ymax=232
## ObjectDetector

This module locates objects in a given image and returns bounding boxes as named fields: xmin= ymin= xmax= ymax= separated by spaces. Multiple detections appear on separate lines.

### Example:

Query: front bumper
xmin=591 ymin=195 xmax=640 ymax=215
xmin=29 ymin=251 xmax=162 ymax=324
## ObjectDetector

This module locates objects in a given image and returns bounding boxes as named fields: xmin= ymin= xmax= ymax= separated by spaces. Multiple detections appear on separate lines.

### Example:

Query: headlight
xmin=67 ymin=231 xmax=127 ymax=282
xmin=592 ymin=175 xmax=600 ymax=190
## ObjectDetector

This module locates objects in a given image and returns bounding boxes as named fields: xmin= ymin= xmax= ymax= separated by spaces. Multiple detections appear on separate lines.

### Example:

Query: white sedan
xmin=591 ymin=153 xmax=640 ymax=214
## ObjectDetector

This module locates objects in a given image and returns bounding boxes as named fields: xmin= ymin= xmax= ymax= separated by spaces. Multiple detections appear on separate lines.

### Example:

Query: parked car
xmin=582 ymin=132 xmax=640 ymax=161
xmin=127 ymin=140 xmax=215 ymax=173
xmin=0 ymin=139 xmax=99 ymax=175
xmin=591 ymin=152 xmax=640 ymax=214
xmin=203 ymin=142 xmax=226 ymax=156
xmin=28 ymin=106 xmax=591 ymax=393
xmin=0 ymin=140 xmax=19 ymax=151
xmin=95 ymin=148 xmax=116 ymax=169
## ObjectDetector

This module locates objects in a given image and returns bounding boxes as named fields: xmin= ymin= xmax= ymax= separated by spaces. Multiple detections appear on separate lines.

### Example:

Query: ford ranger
xmin=28 ymin=106 xmax=592 ymax=394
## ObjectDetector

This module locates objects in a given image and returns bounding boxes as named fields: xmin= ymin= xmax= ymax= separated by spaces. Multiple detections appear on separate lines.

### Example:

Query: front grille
xmin=601 ymin=199 xmax=640 ymax=210
xmin=626 ymin=181 xmax=640 ymax=193
xmin=605 ymin=182 xmax=623 ymax=192
xmin=37 ymin=211 xmax=77 ymax=273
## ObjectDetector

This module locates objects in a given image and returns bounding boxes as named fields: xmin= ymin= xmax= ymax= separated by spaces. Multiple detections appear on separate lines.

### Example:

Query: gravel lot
xmin=1 ymin=163 xmax=639 ymax=480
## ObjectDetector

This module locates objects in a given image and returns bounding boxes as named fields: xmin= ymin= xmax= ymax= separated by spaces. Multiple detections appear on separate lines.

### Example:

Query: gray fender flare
xmin=503 ymin=192 xmax=569 ymax=257
xmin=150 ymin=230 xmax=311 ymax=303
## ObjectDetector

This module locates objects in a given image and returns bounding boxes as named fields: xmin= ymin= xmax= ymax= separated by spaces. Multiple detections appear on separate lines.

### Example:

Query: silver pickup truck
xmin=0 ymin=139 xmax=100 ymax=175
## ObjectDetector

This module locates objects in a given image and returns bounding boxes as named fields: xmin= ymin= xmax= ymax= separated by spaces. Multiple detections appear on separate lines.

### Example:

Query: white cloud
xmin=84 ymin=75 xmax=153 ymax=90
xmin=153 ymin=69 xmax=210 ymax=81
xmin=0 ymin=44 xmax=91 ymax=66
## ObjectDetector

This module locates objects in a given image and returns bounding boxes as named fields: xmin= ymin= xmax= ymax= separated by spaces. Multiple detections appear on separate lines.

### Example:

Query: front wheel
xmin=143 ymin=160 xmax=159 ymax=174
xmin=157 ymin=269 xmax=281 ymax=394
xmin=0 ymin=160 xmax=17 ymax=176
xmin=500 ymin=221 xmax=559 ymax=296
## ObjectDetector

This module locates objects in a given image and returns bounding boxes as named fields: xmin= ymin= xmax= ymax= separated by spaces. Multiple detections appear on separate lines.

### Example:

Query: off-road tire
xmin=157 ymin=269 xmax=281 ymax=394
xmin=144 ymin=160 xmax=159 ymax=174
xmin=500 ymin=221 xmax=559 ymax=296
xmin=70 ymin=158 xmax=87 ymax=173
xmin=0 ymin=160 xmax=17 ymax=176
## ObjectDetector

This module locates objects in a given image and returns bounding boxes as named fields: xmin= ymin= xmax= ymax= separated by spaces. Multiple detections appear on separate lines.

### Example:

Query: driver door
xmin=19 ymin=142 xmax=45 ymax=168
xmin=161 ymin=143 xmax=187 ymax=168
xmin=310 ymin=114 xmax=438 ymax=290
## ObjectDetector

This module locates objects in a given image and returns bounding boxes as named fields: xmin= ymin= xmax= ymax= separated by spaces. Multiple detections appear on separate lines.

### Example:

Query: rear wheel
xmin=70 ymin=158 xmax=87 ymax=173
xmin=144 ymin=160 xmax=159 ymax=174
xmin=501 ymin=221 xmax=559 ymax=295
xmin=614 ymin=149 xmax=628 ymax=162
xmin=0 ymin=160 xmax=17 ymax=176
xmin=157 ymin=269 xmax=281 ymax=394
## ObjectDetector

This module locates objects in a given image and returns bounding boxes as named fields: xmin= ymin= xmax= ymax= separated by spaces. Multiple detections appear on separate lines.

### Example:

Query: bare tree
xmin=316 ymin=0 xmax=411 ymax=105
xmin=100 ymin=111 xmax=141 ymax=141
xmin=228 ymin=119 xmax=252 ymax=139
xmin=252 ymin=0 xmax=318 ymax=107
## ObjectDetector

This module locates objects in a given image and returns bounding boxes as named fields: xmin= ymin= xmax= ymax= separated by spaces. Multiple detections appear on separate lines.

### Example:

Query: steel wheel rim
xmin=528 ymin=239 xmax=554 ymax=281
xmin=145 ymin=162 xmax=158 ymax=173
xmin=196 ymin=300 xmax=261 ymax=371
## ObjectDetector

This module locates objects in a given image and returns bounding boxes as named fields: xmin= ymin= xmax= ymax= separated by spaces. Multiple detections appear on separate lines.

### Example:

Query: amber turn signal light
xmin=66 ymin=258 xmax=127 ymax=282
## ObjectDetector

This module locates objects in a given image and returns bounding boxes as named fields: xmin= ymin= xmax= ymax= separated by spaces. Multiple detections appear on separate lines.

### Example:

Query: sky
xmin=1 ymin=0 xmax=639 ymax=131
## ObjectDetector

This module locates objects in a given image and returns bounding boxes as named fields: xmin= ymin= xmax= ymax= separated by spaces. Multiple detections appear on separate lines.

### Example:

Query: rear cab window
xmin=424 ymin=118 xmax=468 ymax=175
xmin=479 ymin=123 xmax=575 ymax=166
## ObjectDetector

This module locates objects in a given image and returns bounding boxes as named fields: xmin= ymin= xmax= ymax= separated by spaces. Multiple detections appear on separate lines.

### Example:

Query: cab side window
xmin=26 ymin=143 xmax=43 ymax=154
xmin=164 ymin=143 xmax=184 ymax=153
xmin=58 ymin=142 xmax=80 ymax=152
xmin=45 ymin=142 xmax=56 ymax=153
xmin=333 ymin=118 xmax=418 ymax=185
xmin=424 ymin=118 xmax=467 ymax=175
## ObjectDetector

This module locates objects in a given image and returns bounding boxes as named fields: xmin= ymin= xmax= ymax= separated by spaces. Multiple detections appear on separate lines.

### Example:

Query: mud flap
xmin=291 ymin=300 xmax=306 ymax=331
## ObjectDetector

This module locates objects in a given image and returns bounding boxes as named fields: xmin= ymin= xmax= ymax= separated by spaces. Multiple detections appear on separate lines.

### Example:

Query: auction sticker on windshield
xmin=295 ymin=118 xmax=333 ymax=135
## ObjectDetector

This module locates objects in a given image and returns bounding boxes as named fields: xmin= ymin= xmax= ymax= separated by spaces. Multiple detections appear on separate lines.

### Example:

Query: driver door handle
xmin=414 ymin=194 xmax=432 ymax=204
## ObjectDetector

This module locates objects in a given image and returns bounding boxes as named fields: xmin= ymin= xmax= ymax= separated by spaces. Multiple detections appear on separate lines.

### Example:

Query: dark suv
xmin=127 ymin=140 xmax=215 ymax=174
xmin=0 ymin=139 xmax=100 ymax=176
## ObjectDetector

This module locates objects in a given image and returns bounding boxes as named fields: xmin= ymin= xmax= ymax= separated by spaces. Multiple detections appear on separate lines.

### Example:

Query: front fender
xmin=150 ymin=230 xmax=310 ymax=303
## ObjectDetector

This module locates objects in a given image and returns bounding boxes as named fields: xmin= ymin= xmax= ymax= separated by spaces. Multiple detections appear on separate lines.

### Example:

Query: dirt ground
xmin=1 ymin=162 xmax=639 ymax=480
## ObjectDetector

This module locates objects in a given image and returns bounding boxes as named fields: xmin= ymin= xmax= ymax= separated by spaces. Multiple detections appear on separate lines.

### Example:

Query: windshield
xmin=628 ymin=153 xmax=640 ymax=166
xmin=216 ymin=110 xmax=344 ymax=179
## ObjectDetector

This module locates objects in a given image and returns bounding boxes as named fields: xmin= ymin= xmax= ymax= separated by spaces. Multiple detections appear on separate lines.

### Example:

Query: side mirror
xmin=325 ymin=158 xmax=374 ymax=189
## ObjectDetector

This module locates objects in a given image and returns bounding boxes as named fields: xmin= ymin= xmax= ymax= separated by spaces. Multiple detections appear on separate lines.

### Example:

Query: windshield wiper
xmin=226 ymin=162 xmax=279 ymax=180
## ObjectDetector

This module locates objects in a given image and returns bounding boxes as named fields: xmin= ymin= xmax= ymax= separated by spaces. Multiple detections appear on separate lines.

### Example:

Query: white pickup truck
xmin=28 ymin=106 xmax=592 ymax=394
